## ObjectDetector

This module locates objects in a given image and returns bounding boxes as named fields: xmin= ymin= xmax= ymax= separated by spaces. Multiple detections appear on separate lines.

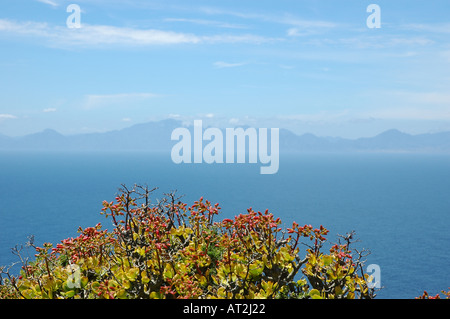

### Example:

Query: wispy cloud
xmin=0 ymin=18 xmax=275 ymax=48
xmin=164 ymin=18 xmax=248 ymax=29
xmin=36 ymin=0 xmax=59 ymax=7
xmin=286 ymin=28 xmax=307 ymax=37
xmin=199 ymin=7 xmax=264 ymax=20
xmin=213 ymin=61 xmax=247 ymax=68
xmin=0 ymin=114 xmax=17 ymax=120
xmin=0 ymin=19 xmax=51 ymax=37
xmin=303 ymin=35 xmax=434 ymax=50
xmin=276 ymin=111 xmax=351 ymax=123
xmin=62 ymin=24 xmax=202 ymax=46
xmin=0 ymin=19 xmax=196 ymax=46
xmin=43 ymin=108 xmax=57 ymax=113
xmin=401 ymin=23 xmax=450 ymax=34
xmin=368 ymin=107 xmax=450 ymax=121
xmin=200 ymin=7 xmax=339 ymax=31
xmin=280 ymin=16 xmax=338 ymax=29
xmin=204 ymin=33 xmax=277 ymax=44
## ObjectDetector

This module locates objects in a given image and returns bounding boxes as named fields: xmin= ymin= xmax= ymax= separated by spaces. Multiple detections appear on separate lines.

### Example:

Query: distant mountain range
xmin=1 ymin=119 xmax=450 ymax=153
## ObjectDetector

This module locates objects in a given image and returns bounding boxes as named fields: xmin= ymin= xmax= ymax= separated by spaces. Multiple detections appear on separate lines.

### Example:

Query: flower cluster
xmin=1 ymin=184 xmax=377 ymax=299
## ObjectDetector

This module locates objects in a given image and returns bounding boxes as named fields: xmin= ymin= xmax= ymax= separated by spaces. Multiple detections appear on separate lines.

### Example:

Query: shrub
xmin=416 ymin=290 xmax=450 ymax=299
xmin=0 ymin=184 xmax=377 ymax=299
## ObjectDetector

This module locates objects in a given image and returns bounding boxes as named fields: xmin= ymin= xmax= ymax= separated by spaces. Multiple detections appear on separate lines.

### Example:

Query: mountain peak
xmin=376 ymin=129 xmax=408 ymax=137
xmin=0 ymin=120 xmax=449 ymax=152
xmin=24 ymin=129 xmax=65 ymax=139
xmin=41 ymin=128 xmax=63 ymax=135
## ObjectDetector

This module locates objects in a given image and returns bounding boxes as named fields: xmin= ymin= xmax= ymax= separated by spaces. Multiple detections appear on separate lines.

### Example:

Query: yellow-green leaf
xmin=309 ymin=289 xmax=322 ymax=299
xmin=163 ymin=264 xmax=174 ymax=279
xmin=323 ymin=255 xmax=333 ymax=267
xmin=126 ymin=268 xmax=140 ymax=281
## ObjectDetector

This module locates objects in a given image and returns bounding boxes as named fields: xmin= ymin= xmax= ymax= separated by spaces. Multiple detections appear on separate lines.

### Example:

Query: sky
xmin=0 ymin=0 xmax=450 ymax=138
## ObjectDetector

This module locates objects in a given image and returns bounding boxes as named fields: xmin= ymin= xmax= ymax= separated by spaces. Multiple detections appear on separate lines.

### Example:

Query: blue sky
xmin=0 ymin=0 xmax=449 ymax=138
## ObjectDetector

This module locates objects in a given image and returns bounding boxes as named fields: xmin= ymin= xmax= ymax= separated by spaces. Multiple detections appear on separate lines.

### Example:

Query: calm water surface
xmin=1 ymin=151 xmax=449 ymax=299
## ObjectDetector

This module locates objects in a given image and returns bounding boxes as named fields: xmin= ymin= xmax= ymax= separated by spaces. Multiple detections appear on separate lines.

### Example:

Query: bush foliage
xmin=1 ymin=184 xmax=381 ymax=299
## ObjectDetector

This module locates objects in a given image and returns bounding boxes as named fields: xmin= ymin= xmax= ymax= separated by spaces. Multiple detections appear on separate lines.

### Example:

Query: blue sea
xmin=1 ymin=151 xmax=449 ymax=299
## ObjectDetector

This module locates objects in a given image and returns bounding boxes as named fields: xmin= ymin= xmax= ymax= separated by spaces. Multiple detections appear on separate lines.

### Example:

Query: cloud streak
xmin=0 ymin=114 xmax=17 ymax=120
xmin=213 ymin=61 xmax=247 ymax=68
xmin=200 ymin=7 xmax=339 ymax=32
xmin=0 ymin=18 xmax=276 ymax=48
xmin=164 ymin=18 xmax=248 ymax=29
xmin=36 ymin=0 xmax=59 ymax=7
xmin=401 ymin=23 xmax=450 ymax=34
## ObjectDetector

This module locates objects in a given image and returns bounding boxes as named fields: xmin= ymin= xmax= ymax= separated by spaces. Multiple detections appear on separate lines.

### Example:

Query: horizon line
xmin=2 ymin=118 xmax=449 ymax=141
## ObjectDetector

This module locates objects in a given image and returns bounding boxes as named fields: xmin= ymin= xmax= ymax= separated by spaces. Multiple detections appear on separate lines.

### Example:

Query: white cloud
xmin=0 ymin=19 xmax=201 ymax=46
xmin=164 ymin=18 xmax=247 ymax=29
xmin=276 ymin=111 xmax=351 ymax=123
xmin=0 ymin=19 xmax=275 ymax=48
xmin=43 ymin=108 xmax=57 ymax=112
xmin=36 ymin=0 xmax=59 ymax=7
xmin=287 ymin=28 xmax=301 ymax=37
xmin=286 ymin=27 xmax=330 ymax=38
xmin=0 ymin=114 xmax=17 ymax=120
xmin=201 ymin=7 xmax=339 ymax=30
xmin=311 ymin=35 xmax=434 ymax=50
xmin=368 ymin=107 xmax=450 ymax=121
xmin=199 ymin=7 xmax=265 ymax=20
xmin=287 ymin=19 xmax=337 ymax=29
xmin=63 ymin=25 xmax=202 ymax=46
xmin=213 ymin=61 xmax=247 ymax=68
xmin=402 ymin=23 xmax=450 ymax=34
xmin=276 ymin=101 xmax=450 ymax=124
xmin=204 ymin=33 xmax=277 ymax=44
xmin=0 ymin=19 xmax=51 ymax=37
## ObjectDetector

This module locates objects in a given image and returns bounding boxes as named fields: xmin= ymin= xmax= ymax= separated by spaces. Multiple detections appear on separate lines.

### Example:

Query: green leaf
xmin=63 ymin=290 xmax=76 ymax=298
xmin=80 ymin=276 xmax=89 ymax=289
xmin=163 ymin=264 xmax=174 ymax=279
xmin=126 ymin=268 xmax=140 ymax=281
xmin=323 ymin=255 xmax=333 ymax=267
xmin=280 ymin=247 xmax=294 ymax=262
xmin=309 ymin=289 xmax=322 ymax=299
xmin=116 ymin=288 xmax=128 ymax=299
xmin=91 ymin=281 xmax=100 ymax=294
xmin=141 ymin=270 xmax=150 ymax=284
xmin=122 ymin=279 xmax=131 ymax=290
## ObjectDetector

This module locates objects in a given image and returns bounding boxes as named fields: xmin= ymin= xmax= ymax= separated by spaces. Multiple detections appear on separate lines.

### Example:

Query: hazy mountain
xmin=352 ymin=129 xmax=450 ymax=152
xmin=0 ymin=133 xmax=11 ymax=142
xmin=0 ymin=120 xmax=449 ymax=153
xmin=67 ymin=119 xmax=180 ymax=151
xmin=18 ymin=129 xmax=66 ymax=149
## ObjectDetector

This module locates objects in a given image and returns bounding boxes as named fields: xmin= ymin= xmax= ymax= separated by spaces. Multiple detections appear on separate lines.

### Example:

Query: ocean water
xmin=0 ymin=151 xmax=449 ymax=299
